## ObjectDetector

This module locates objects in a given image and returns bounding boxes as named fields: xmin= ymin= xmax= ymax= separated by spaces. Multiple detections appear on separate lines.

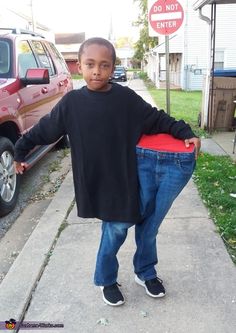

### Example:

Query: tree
xmin=115 ymin=37 xmax=134 ymax=49
xmin=115 ymin=57 xmax=121 ymax=65
xmin=132 ymin=0 xmax=158 ymax=67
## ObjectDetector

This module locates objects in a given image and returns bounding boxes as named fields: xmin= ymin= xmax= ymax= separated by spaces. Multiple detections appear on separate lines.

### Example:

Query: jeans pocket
xmin=176 ymin=159 xmax=196 ymax=175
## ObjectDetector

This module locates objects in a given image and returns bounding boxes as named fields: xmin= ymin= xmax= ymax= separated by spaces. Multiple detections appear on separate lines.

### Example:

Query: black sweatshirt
xmin=14 ymin=83 xmax=195 ymax=223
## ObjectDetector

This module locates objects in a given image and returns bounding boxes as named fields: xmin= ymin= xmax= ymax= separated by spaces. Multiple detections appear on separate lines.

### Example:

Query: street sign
xmin=148 ymin=0 xmax=184 ymax=36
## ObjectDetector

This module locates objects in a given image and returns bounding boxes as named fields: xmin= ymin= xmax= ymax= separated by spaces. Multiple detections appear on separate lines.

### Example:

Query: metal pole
xmin=209 ymin=3 xmax=216 ymax=133
xmin=165 ymin=35 xmax=170 ymax=115
xmin=30 ymin=0 xmax=36 ymax=32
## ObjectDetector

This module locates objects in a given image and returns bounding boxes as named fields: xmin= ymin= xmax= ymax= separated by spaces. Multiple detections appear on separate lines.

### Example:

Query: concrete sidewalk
xmin=0 ymin=80 xmax=235 ymax=333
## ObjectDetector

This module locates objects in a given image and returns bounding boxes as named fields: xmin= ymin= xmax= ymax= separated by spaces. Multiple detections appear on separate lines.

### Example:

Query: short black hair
xmin=78 ymin=37 xmax=116 ymax=65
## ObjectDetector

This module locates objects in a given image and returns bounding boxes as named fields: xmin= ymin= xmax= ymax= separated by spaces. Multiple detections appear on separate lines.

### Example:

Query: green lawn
xmin=72 ymin=74 xmax=83 ymax=80
xmin=193 ymin=154 xmax=236 ymax=264
xmin=148 ymin=87 xmax=205 ymax=136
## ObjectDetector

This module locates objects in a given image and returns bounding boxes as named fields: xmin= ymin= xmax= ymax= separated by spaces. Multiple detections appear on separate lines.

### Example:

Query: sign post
xmin=165 ymin=36 xmax=170 ymax=115
xmin=148 ymin=0 xmax=184 ymax=115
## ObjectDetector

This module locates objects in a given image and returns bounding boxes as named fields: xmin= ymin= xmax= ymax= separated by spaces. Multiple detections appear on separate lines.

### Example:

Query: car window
xmin=31 ymin=40 xmax=56 ymax=76
xmin=47 ymin=42 xmax=69 ymax=74
xmin=0 ymin=41 xmax=10 ymax=75
xmin=18 ymin=40 xmax=38 ymax=78
xmin=115 ymin=66 xmax=125 ymax=72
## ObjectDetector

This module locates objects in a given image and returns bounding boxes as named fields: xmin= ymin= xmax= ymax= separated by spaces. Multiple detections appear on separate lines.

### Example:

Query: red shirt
xmin=137 ymin=133 xmax=195 ymax=153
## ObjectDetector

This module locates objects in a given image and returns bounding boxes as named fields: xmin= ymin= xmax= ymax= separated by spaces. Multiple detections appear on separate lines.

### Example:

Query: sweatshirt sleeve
xmin=143 ymin=106 xmax=196 ymax=139
xmin=14 ymin=100 xmax=66 ymax=162
xmin=127 ymin=88 xmax=196 ymax=139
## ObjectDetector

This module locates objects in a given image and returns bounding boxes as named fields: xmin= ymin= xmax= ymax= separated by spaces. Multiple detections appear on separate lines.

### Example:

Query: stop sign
xmin=149 ymin=0 xmax=184 ymax=36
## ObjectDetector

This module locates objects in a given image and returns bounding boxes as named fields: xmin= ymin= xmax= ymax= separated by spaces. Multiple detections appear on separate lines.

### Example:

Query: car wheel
xmin=0 ymin=137 xmax=20 ymax=216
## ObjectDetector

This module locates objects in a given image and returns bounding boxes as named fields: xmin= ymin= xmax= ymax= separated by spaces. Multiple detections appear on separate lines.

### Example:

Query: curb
xmin=0 ymin=170 xmax=74 ymax=323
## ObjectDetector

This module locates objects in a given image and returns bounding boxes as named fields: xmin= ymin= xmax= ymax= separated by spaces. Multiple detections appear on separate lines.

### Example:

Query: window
xmin=214 ymin=50 xmax=224 ymax=70
xmin=31 ymin=40 xmax=56 ymax=76
xmin=48 ymin=42 xmax=69 ymax=74
xmin=0 ymin=41 xmax=10 ymax=75
xmin=18 ymin=40 xmax=38 ymax=78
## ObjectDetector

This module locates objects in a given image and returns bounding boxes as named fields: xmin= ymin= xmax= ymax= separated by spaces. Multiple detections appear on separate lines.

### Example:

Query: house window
xmin=214 ymin=50 xmax=224 ymax=69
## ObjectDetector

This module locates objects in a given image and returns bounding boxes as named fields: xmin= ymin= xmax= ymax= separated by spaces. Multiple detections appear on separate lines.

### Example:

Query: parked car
xmin=0 ymin=28 xmax=73 ymax=216
xmin=111 ymin=65 xmax=127 ymax=82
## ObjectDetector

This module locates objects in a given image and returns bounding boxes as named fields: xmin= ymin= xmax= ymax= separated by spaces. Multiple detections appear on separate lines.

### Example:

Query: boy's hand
xmin=184 ymin=137 xmax=201 ymax=159
xmin=14 ymin=161 xmax=28 ymax=174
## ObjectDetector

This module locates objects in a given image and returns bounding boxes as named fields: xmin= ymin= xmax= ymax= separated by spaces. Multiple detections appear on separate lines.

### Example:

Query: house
xmin=55 ymin=33 xmax=85 ymax=74
xmin=145 ymin=0 xmax=236 ymax=91
xmin=116 ymin=47 xmax=135 ymax=68
xmin=193 ymin=0 xmax=236 ymax=131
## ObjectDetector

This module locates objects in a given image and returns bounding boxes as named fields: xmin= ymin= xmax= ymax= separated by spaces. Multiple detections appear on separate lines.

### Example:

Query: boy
xmin=14 ymin=37 xmax=200 ymax=306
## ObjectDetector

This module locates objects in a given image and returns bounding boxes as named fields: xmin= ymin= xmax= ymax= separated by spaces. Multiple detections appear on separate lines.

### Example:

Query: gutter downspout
xmin=198 ymin=8 xmax=211 ymax=129
xmin=198 ymin=7 xmax=211 ymax=25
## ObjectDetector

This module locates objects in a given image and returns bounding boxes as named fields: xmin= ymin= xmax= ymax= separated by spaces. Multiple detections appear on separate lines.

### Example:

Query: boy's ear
xmin=77 ymin=61 xmax=82 ymax=74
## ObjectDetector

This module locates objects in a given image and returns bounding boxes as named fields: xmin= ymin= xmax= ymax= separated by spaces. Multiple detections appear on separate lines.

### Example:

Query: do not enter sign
xmin=148 ymin=0 xmax=184 ymax=36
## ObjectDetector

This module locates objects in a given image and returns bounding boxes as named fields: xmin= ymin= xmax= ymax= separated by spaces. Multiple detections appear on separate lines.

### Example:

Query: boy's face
xmin=77 ymin=44 xmax=115 ymax=92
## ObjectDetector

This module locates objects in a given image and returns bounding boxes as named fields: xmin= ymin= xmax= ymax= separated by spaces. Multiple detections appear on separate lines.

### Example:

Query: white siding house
xmin=145 ymin=0 xmax=236 ymax=91
xmin=116 ymin=48 xmax=135 ymax=68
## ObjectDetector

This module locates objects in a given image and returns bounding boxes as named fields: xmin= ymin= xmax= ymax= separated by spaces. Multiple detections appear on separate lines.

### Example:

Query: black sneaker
xmin=135 ymin=275 xmax=166 ymax=298
xmin=101 ymin=283 xmax=125 ymax=306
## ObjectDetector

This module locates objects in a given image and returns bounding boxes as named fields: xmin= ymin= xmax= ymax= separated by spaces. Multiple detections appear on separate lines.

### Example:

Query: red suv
xmin=0 ymin=28 xmax=73 ymax=216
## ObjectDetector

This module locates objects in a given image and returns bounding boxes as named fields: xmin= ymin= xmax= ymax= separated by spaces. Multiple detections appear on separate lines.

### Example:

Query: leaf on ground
xmin=228 ymin=238 xmax=236 ymax=245
xmin=140 ymin=310 xmax=148 ymax=317
xmin=96 ymin=318 xmax=109 ymax=326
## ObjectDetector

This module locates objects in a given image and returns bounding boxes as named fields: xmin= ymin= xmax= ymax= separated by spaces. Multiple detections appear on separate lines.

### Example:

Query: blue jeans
xmin=94 ymin=148 xmax=196 ymax=286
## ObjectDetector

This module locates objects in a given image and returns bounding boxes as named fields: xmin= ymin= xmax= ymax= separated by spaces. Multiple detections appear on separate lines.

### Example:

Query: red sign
xmin=149 ymin=0 xmax=184 ymax=36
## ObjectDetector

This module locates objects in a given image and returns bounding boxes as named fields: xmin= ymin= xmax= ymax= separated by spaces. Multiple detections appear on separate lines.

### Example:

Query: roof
xmin=55 ymin=33 xmax=85 ymax=45
xmin=193 ymin=0 xmax=236 ymax=10
xmin=61 ymin=52 xmax=78 ymax=61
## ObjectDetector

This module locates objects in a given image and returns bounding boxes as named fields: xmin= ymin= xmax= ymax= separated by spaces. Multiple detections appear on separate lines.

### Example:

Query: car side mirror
xmin=21 ymin=68 xmax=50 ymax=86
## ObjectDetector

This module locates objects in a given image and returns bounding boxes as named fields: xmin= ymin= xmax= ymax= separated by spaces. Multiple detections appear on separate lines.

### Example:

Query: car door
xmin=46 ymin=41 xmax=73 ymax=97
xmin=17 ymin=39 xmax=61 ymax=131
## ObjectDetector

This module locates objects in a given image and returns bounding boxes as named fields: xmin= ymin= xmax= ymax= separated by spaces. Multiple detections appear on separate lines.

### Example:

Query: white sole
xmin=100 ymin=287 xmax=125 ymax=306
xmin=135 ymin=275 xmax=165 ymax=298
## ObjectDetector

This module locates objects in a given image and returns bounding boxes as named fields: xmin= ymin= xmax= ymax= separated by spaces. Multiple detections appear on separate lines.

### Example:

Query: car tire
xmin=0 ymin=137 xmax=20 ymax=216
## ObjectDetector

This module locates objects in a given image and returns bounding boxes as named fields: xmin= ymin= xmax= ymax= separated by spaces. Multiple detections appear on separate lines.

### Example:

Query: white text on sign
xmin=153 ymin=3 xmax=180 ymax=12
xmin=148 ymin=0 xmax=184 ymax=36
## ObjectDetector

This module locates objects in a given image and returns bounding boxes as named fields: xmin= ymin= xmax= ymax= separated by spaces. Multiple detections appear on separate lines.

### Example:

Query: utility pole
xmin=30 ymin=0 xmax=36 ymax=32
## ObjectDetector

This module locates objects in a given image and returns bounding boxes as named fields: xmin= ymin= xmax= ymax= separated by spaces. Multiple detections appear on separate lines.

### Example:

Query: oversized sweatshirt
xmin=14 ymin=83 xmax=195 ymax=223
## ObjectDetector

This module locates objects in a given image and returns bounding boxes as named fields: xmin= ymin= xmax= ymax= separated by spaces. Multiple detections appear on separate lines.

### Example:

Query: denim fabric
xmin=94 ymin=221 xmax=133 ymax=286
xmin=134 ymin=147 xmax=196 ymax=280
xmin=94 ymin=148 xmax=196 ymax=286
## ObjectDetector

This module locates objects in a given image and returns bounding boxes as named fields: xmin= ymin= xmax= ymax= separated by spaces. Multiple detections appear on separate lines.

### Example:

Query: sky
xmin=5 ymin=0 xmax=140 ymax=40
